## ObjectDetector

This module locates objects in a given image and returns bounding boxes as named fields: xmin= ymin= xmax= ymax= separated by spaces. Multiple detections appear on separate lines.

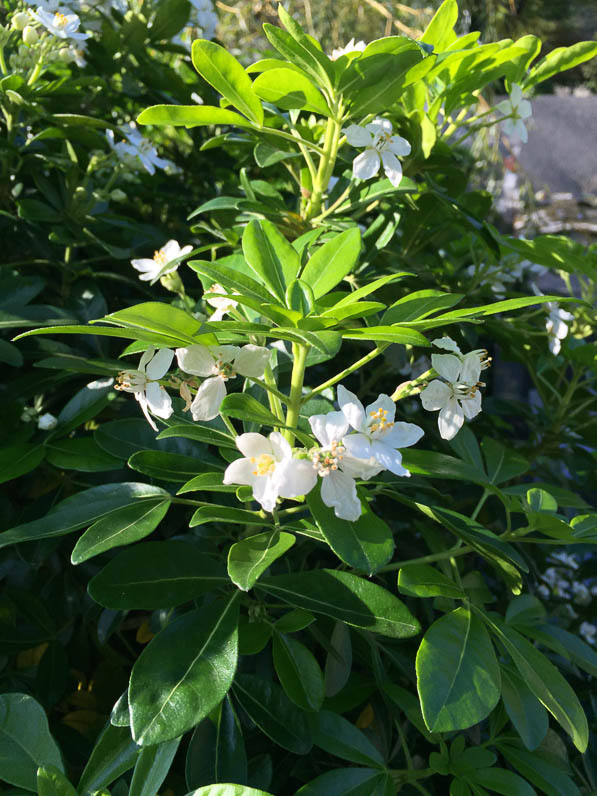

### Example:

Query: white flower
xmin=337 ymin=386 xmax=423 ymax=477
xmin=343 ymin=118 xmax=411 ymax=187
xmin=496 ymin=84 xmax=532 ymax=143
xmin=176 ymin=344 xmax=270 ymax=421
xmin=106 ymin=123 xmax=170 ymax=175
xmin=331 ymin=38 xmax=366 ymax=60
xmin=308 ymin=410 xmax=381 ymax=522
xmin=203 ymin=283 xmax=238 ymax=321
xmin=31 ymin=7 xmax=90 ymax=40
xmin=536 ymin=584 xmax=550 ymax=599
xmin=223 ymin=432 xmax=317 ymax=513
xmin=38 ymin=412 xmax=58 ymax=430
xmin=131 ymin=240 xmax=192 ymax=282
xmin=420 ymin=337 xmax=490 ymax=440
xmin=67 ymin=40 xmax=87 ymax=67
xmin=571 ymin=582 xmax=592 ymax=607
xmin=115 ymin=347 xmax=173 ymax=431
xmin=580 ymin=622 xmax=597 ymax=645
xmin=546 ymin=302 xmax=573 ymax=355
xmin=549 ymin=551 xmax=578 ymax=569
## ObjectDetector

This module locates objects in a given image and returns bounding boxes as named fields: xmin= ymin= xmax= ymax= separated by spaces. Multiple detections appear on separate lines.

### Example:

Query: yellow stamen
xmin=251 ymin=453 xmax=276 ymax=477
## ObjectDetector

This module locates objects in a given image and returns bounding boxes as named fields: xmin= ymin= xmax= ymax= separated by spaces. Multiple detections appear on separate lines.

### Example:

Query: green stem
xmin=471 ymin=488 xmax=490 ymax=521
xmin=391 ymin=368 xmax=433 ymax=402
xmin=379 ymin=544 xmax=471 ymax=573
xmin=305 ymin=114 xmax=342 ymax=220
xmin=302 ymin=345 xmax=387 ymax=404
xmin=221 ymin=414 xmax=237 ymax=438
xmin=262 ymin=364 xmax=286 ymax=422
xmin=27 ymin=59 xmax=44 ymax=86
xmin=311 ymin=181 xmax=354 ymax=223
xmin=0 ymin=47 xmax=8 ymax=76
xmin=284 ymin=343 xmax=308 ymax=443
xmin=257 ymin=125 xmax=326 ymax=155
xmin=246 ymin=376 xmax=288 ymax=407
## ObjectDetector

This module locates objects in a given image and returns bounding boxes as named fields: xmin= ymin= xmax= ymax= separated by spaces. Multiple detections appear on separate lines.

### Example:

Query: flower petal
xmin=366 ymin=118 xmax=392 ymax=137
xmin=382 ymin=421 xmax=424 ymax=449
xmin=253 ymin=474 xmax=280 ymax=513
xmin=353 ymin=149 xmax=380 ymax=181
xmin=340 ymin=454 xmax=383 ymax=480
xmin=276 ymin=458 xmax=318 ymax=500
xmin=343 ymin=433 xmax=372 ymax=460
xmin=337 ymin=385 xmax=366 ymax=431
xmin=432 ymin=353 xmax=461 ymax=383
xmin=365 ymin=393 xmax=395 ymax=424
xmin=136 ymin=393 xmax=158 ymax=432
xmin=144 ymin=381 xmax=173 ymax=420
xmin=309 ymin=410 xmax=349 ymax=448
xmin=233 ymin=344 xmax=270 ymax=378
xmin=236 ymin=432 xmax=272 ymax=459
xmin=518 ymin=99 xmax=532 ymax=119
xmin=459 ymin=352 xmax=482 ymax=385
xmin=223 ymin=457 xmax=257 ymax=487
xmin=269 ymin=431 xmax=292 ymax=462
xmin=190 ymin=376 xmax=227 ymax=421
xmin=371 ymin=441 xmax=410 ymax=477
xmin=176 ymin=345 xmax=217 ymax=377
xmin=431 ymin=336 xmax=461 ymax=355
xmin=387 ymin=135 xmax=411 ymax=157
xmin=420 ymin=379 xmax=451 ymax=411
xmin=381 ymin=150 xmax=403 ymax=187
xmin=161 ymin=240 xmax=181 ymax=261
xmin=438 ymin=397 xmax=464 ymax=440
xmin=145 ymin=348 xmax=174 ymax=381
xmin=321 ymin=471 xmax=362 ymax=521
xmin=344 ymin=124 xmax=374 ymax=147
xmin=462 ymin=391 xmax=482 ymax=420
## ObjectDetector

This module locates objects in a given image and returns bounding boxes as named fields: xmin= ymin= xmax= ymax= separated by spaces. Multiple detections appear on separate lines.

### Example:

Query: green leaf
xmin=191 ymin=41 xmax=263 ymax=125
xmin=149 ymin=0 xmax=191 ymax=40
xmin=0 ymin=483 xmax=169 ymax=550
xmin=420 ymin=0 xmax=458 ymax=51
xmin=347 ymin=50 xmax=424 ymax=116
xmin=242 ymin=219 xmax=300 ymax=300
xmin=0 ymin=443 xmax=45 ymax=485
xmin=401 ymin=449 xmax=481 ymax=483
xmin=253 ymin=68 xmax=330 ymax=115
xmin=233 ymin=674 xmax=312 ymax=755
xmin=129 ymin=738 xmax=180 ymax=796
xmin=398 ymin=564 xmax=465 ymax=599
xmin=416 ymin=608 xmax=501 ymax=732
xmin=130 ymin=593 xmax=239 ymax=745
xmin=286 ymin=279 xmax=315 ymax=316
xmin=434 ymin=294 xmax=579 ymax=322
xmin=500 ymin=663 xmax=548 ymax=751
xmin=500 ymin=234 xmax=597 ymax=281
xmin=481 ymin=438 xmax=529 ymax=484
xmin=128 ymin=450 xmax=221 ymax=481
xmin=228 ymin=530 xmax=295 ymax=591
xmin=498 ymin=743 xmax=580 ymax=796
xmin=219 ymin=393 xmax=289 ymax=429
xmin=306 ymin=487 xmax=394 ymax=575
xmin=300 ymin=229 xmax=361 ymax=299
xmin=296 ymin=768 xmax=392 ymax=796
xmin=482 ymin=616 xmax=588 ymax=752
xmin=324 ymin=622 xmax=352 ymax=698
xmin=101 ymin=303 xmax=205 ymax=346
xmin=523 ymin=41 xmax=597 ymax=89
xmin=473 ymin=767 xmax=537 ymax=796
xmin=37 ymin=765 xmax=77 ymax=796
xmin=138 ymin=104 xmax=254 ymax=128
xmin=158 ymin=424 xmax=237 ymax=449
xmin=258 ymin=569 xmax=420 ymax=638
xmin=189 ymin=260 xmax=278 ymax=305
xmin=77 ymin=724 xmax=139 ymax=796
xmin=190 ymin=505 xmax=267 ymax=527
xmin=88 ymin=541 xmax=227 ymax=609
xmin=0 ymin=339 xmax=23 ymax=367
xmin=178 ymin=473 xmax=236 ymax=494
xmin=383 ymin=290 xmax=463 ymax=324
xmin=46 ymin=438 xmax=122 ymax=472
xmin=0 ymin=694 xmax=63 ymax=791
xmin=71 ymin=498 xmax=171 ymax=564
xmin=273 ymin=634 xmax=324 ymax=712
xmin=523 ymin=624 xmax=597 ymax=678
xmin=341 ymin=325 xmax=429 ymax=347
xmin=309 ymin=710 xmax=385 ymax=767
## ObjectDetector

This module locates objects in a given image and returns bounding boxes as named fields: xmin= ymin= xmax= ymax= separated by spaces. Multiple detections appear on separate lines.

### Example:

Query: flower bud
xmin=37 ymin=412 xmax=58 ymax=430
xmin=57 ymin=47 xmax=73 ymax=62
xmin=160 ymin=271 xmax=184 ymax=294
xmin=22 ymin=25 xmax=39 ymax=45
xmin=11 ymin=12 xmax=30 ymax=31
xmin=110 ymin=188 xmax=126 ymax=202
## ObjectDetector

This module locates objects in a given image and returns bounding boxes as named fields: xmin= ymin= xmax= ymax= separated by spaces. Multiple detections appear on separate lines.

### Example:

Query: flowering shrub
xmin=2 ymin=1 xmax=597 ymax=794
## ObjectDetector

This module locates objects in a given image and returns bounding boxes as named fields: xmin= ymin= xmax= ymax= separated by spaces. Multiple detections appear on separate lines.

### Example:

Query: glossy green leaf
xmin=191 ymin=41 xmax=263 ymax=125
xmin=0 ymin=483 xmax=169 ymax=550
xmin=481 ymin=438 xmax=529 ymax=484
xmin=416 ymin=608 xmax=501 ymax=732
xmin=483 ymin=616 xmax=588 ymax=752
xmin=219 ymin=392 xmax=289 ymax=429
xmin=37 ymin=765 xmax=77 ymax=796
xmin=324 ymin=622 xmax=352 ymax=698
xmin=434 ymin=294 xmax=579 ymax=322
xmin=228 ymin=530 xmax=295 ymax=591
xmin=500 ymin=664 xmax=548 ymax=751
xmin=523 ymin=41 xmax=597 ymax=89
xmin=242 ymin=219 xmax=300 ymax=300
xmin=383 ymin=290 xmax=463 ymax=324
xmin=130 ymin=593 xmax=239 ymax=745
xmin=71 ymin=498 xmax=171 ymax=564
xmin=77 ymin=724 xmax=139 ymax=796
xmin=473 ymin=767 xmax=537 ymax=796
xmin=128 ymin=450 xmax=220 ymax=481
xmin=46 ymin=438 xmax=121 ymax=472
xmin=185 ymin=697 xmax=248 ymax=789
xmin=307 ymin=487 xmax=394 ymax=575
xmin=190 ymin=505 xmax=267 ymax=527
xmin=273 ymin=633 xmax=324 ymax=711
xmin=158 ymin=424 xmax=237 ymax=449
xmin=138 ymin=104 xmax=254 ymax=128
xmin=0 ymin=694 xmax=63 ymax=791
xmin=300 ymin=228 xmax=361 ymax=299
xmin=309 ymin=710 xmax=385 ymax=767
xmin=233 ymin=674 xmax=312 ymax=755
xmin=523 ymin=624 xmax=597 ymax=678
xmin=341 ymin=325 xmax=430 ymax=347
xmin=88 ymin=541 xmax=227 ymax=609
xmin=498 ymin=743 xmax=580 ymax=796
xmin=258 ymin=569 xmax=420 ymax=638
xmin=348 ymin=50 xmax=423 ymax=115
xmin=54 ymin=377 xmax=114 ymax=435
xmin=297 ymin=768 xmax=392 ymax=795
xmin=253 ymin=68 xmax=330 ymax=114
xmin=0 ymin=443 xmax=45 ymax=485
xmin=101 ymin=302 xmax=205 ymax=345
xmin=177 ymin=473 xmax=236 ymax=494
xmin=129 ymin=737 xmax=180 ymax=796
xmin=420 ymin=0 xmax=458 ymax=50
xmin=398 ymin=564 xmax=465 ymax=599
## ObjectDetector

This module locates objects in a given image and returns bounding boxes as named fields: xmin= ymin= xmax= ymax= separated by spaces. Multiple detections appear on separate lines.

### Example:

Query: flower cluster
xmin=107 ymin=123 xmax=174 ymax=175
xmin=420 ymin=336 xmax=490 ymax=440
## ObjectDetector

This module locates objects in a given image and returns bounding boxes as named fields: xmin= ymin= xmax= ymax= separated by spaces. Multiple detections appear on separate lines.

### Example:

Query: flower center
xmin=369 ymin=407 xmax=394 ymax=434
xmin=250 ymin=453 xmax=276 ymax=477
xmin=310 ymin=440 xmax=344 ymax=476
xmin=153 ymin=248 xmax=169 ymax=265
xmin=453 ymin=382 xmax=484 ymax=399
xmin=115 ymin=370 xmax=146 ymax=393
xmin=215 ymin=358 xmax=236 ymax=380
xmin=53 ymin=12 xmax=70 ymax=28
xmin=374 ymin=131 xmax=393 ymax=151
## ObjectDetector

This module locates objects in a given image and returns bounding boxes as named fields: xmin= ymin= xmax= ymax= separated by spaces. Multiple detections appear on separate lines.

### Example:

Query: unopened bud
xmin=22 ymin=25 xmax=39 ymax=45
xmin=160 ymin=271 xmax=184 ymax=294
xmin=38 ymin=412 xmax=58 ymax=430
xmin=110 ymin=188 xmax=126 ymax=202
xmin=57 ymin=47 xmax=73 ymax=62
xmin=12 ymin=12 xmax=30 ymax=31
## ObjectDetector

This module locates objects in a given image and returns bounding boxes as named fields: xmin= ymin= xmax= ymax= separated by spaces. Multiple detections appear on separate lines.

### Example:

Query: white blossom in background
xmin=549 ymin=551 xmax=579 ymax=569
xmin=106 ymin=123 xmax=171 ymax=175
xmin=496 ymin=84 xmax=532 ymax=143
xmin=337 ymin=386 xmax=424 ymax=477
xmin=31 ymin=7 xmax=91 ymax=40
xmin=308 ymin=410 xmax=382 ymax=522
xmin=131 ymin=240 xmax=192 ymax=282
xmin=115 ymin=347 xmax=173 ymax=431
xmin=176 ymin=344 xmax=270 ymax=421
xmin=223 ymin=432 xmax=317 ymax=513
xmin=38 ymin=412 xmax=58 ymax=430
xmin=571 ymin=582 xmax=592 ymax=606
xmin=343 ymin=118 xmax=411 ymax=187
xmin=331 ymin=38 xmax=366 ymax=60
xmin=203 ymin=283 xmax=238 ymax=321
xmin=546 ymin=302 xmax=573 ymax=355
xmin=420 ymin=336 xmax=490 ymax=440
xmin=580 ymin=622 xmax=597 ymax=645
